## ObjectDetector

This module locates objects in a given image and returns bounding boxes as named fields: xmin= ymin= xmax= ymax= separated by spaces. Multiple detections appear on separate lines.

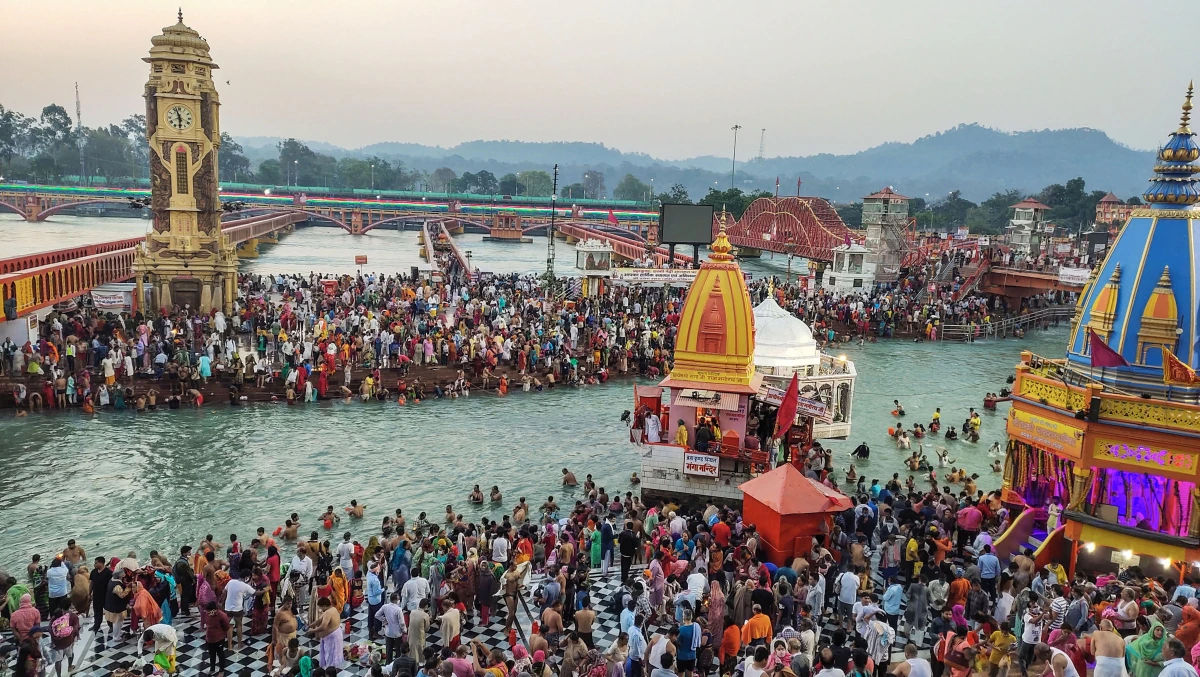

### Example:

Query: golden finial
xmin=1180 ymin=81 xmax=1194 ymax=134
xmin=767 ymin=276 xmax=775 ymax=297
xmin=710 ymin=207 xmax=734 ymax=262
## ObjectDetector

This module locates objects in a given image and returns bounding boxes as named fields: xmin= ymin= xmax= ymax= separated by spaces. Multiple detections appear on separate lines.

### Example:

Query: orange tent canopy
xmin=738 ymin=463 xmax=852 ymax=515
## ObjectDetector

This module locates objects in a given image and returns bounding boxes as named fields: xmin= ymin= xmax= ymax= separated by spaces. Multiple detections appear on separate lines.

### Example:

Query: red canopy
xmin=739 ymin=463 xmax=852 ymax=515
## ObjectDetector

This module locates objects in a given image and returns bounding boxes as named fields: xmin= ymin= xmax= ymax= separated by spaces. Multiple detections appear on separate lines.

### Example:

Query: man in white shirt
xmin=375 ymin=591 xmax=407 ymax=663
xmin=336 ymin=532 xmax=355 ymax=577
xmin=400 ymin=568 xmax=430 ymax=613
xmin=491 ymin=533 xmax=510 ymax=564
xmin=223 ymin=577 xmax=255 ymax=651
xmin=1158 ymin=637 xmax=1200 ymax=677
xmin=836 ymin=569 xmax=861 ymax=625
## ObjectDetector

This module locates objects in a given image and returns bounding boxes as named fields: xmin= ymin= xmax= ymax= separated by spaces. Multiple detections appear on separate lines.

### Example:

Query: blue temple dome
xmin=1067 ymin=83 xmax=1200 ymax=395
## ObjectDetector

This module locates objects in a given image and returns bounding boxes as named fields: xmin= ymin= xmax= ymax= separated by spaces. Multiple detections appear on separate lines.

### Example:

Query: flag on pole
xmin=1163 ymin=347 xmax=1199 ymax=384
xmin=773 ymin=373 xmax=800 ymax=439
xmin=607 ymin=209 xmax=618 ymax=225
xmin=1088 ymin=329 xmax=1128 ymax=368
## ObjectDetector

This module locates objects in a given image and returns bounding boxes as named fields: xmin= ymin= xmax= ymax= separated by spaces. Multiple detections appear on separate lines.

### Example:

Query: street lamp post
xmin=730 ymin=124 xmax=742 ymax=189
xmin=292 ymin=160 xmax=298 ymax=188
xmin=371 ymin=163 xmax=375 ymax=190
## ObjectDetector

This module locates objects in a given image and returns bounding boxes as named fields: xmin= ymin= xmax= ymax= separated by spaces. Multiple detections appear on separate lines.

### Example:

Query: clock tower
xmin=133 ymin=11 xmax=236 ymax=314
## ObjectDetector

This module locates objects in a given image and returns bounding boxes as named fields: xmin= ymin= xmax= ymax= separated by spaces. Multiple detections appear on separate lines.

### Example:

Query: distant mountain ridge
xmin=236 ymin=124 xmax=1154 ymax=202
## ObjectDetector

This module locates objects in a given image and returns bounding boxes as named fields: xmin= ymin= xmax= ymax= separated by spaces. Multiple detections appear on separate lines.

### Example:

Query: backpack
xmin=52 ymin=613 xmax=73 ymax=639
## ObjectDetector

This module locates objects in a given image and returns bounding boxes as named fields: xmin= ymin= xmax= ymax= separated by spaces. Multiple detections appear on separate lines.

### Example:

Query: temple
xmin=638 ymin=214 xmax=855 ymax=513
xmin=1003 ymin=83 xmax=1200 ymax=578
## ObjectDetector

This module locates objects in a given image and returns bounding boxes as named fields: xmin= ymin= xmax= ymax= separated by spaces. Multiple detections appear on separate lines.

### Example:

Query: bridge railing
xmin=0 ymin=247 xmax=138 ymax=317
xmin=938 ymin=305 xmax=1075 ymax=342
xmin=0 ymin=237 xmax=146 ymax=275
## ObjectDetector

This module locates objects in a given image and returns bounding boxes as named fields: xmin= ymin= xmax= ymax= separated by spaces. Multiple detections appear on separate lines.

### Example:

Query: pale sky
xmin=3 ymin=0 xmax=1196 ymax=159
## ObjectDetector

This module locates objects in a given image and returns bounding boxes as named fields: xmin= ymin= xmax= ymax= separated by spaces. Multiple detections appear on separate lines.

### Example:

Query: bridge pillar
xmin=350 ymin=211 xmax=364 ymax=235
xmin=236 ymin=238 xmax=260 ymax=258
xmin=24 ymin=197 xmax=40 ymax=222
xmin=445 ymin=221 xmax=464 ymax=235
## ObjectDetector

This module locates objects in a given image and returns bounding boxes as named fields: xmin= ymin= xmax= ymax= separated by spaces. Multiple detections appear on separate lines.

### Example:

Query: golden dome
xmin=146 ymin=10 xmax=217 ymax=67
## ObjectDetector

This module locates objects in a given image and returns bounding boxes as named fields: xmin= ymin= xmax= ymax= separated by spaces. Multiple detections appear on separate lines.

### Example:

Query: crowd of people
xmin=750 ymin=249 xmax=1071 ymax=346
xmin=5 ymin=451 xmax=1200 ymax=677
xmin=2 ymin=268 xmax=686 ymax=413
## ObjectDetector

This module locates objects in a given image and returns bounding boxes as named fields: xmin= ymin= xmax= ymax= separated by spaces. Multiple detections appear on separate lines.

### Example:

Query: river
xmin=0 ymin=214 xmax=1068 ymax=568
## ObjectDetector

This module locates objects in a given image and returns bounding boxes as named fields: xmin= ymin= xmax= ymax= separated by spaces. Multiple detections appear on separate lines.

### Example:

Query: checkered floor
xmin=11 ymin=553 xmax=939 ymax=676
xmin=40 ymin=566 xmax=661 ymax=677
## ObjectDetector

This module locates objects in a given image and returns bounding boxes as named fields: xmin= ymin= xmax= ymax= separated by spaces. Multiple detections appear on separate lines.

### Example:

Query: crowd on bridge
xmin=745 ymin=249 xmax=1072 ymax=345
xmin=5 ymin=444 xmax=1200 ymax=677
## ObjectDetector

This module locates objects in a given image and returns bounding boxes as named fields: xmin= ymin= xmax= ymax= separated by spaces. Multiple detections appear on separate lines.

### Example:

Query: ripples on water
xmin=0 ymin=215 xmax=1070 ymax=568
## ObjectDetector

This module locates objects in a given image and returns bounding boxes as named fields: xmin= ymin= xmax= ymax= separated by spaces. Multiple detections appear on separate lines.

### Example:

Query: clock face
xmin=165 ymin=105 xmax=193 ymax=131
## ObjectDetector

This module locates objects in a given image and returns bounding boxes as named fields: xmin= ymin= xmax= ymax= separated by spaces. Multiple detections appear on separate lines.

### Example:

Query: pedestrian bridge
xmin=0 ymin=212 xmax=304 ymax=319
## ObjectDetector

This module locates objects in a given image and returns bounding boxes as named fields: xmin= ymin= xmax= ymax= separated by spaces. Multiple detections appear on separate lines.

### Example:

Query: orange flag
xmin=1163 ymin=347 xmax=1199 ymax=385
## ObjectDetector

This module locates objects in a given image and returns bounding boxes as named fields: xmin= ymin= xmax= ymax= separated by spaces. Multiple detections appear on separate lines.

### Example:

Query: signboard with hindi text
xmin=756 ymin=384 xmax=832 ymax=422
xmin=1007 ymin=408 xmax=1083 ymax=457
xmin=355 ymin=255 xmax=368 ymax=265
xmin=683 ymin=452 xmax=720 ymax=478
xmin=611 ymin=268 xmax=699 ymax=284
xmin=1058 ymin=267 xmax=1089 ymax=286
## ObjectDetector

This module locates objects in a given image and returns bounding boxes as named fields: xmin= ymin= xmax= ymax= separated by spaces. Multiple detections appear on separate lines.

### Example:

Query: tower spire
xmin=1181 ymin=80 xmax=1194 ymax=134
xmin=178 ymin=7 xmax=183 ymax=23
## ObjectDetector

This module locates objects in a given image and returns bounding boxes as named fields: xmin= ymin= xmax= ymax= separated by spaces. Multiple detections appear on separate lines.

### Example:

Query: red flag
xmin=774 ymin=373 xmax=800 ymax=438
xmin=1163 ymin=347 xmax=1199 ymax=384
xmin=607 ymin=209 xmax=618 ymax=225
xmin=1089 ymin=329 xmax=1128 ymax=368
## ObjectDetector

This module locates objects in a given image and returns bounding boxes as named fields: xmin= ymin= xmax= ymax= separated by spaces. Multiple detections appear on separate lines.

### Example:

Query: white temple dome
xmin=752 ymin=296 xmax=820 ymax=369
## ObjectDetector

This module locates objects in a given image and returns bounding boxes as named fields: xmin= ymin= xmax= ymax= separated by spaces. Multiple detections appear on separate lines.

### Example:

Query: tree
xmin=473 ymin=170 xmax=499 ymax=194
xmin=120 ymin=115 xmax=148 ymax=179
xmin=1127 ymin=196 xmax=1143 ymax=205
xmin=218 ymin=132 xmax=251 ymax=182
xmin=499 ymin=172 xmax=525 ymax=195
xmin=430 ymin=167 xmax=457 ymax=192
xmin=516 ymin=170 xmax=552 ymax=197
xmin=83 ymin=125 xmax=135 ymax=181
xmin=613 ymin=173 xmax=651 ymax=201
xmin=656 ymin=183 xmax=690 ymax=204
xmin=35 ymin=104 xmax=74 ymax=153
xmin=256 ymin=159 xmax=282 ymax=185
xmin=582 ymin=170 xmax=606 ymax=199
xmin=836 ymin=202 xmax=863 ymax=228
xmin=698 ymin=187 xmax=771 ymax=218
xmin=561 ymin=182 xmax=587 ymax=200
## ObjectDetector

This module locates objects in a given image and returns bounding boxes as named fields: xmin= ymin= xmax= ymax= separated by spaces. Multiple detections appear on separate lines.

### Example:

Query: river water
xmin=0 ymin=215 xmax=1069 ymax=568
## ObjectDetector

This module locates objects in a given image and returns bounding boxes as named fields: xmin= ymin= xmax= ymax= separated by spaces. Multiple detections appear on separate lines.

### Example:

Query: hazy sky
xmin=3 ymin=0 xmax=1197 ymax=159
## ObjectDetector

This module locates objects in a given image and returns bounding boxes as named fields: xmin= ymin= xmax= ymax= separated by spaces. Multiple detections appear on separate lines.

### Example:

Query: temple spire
xmin=178 ymin=7 xmax=183 ymax=22
xmin=709 ymin=209 xmax=734 ymax=263
xmin=1181 ymin=80 xmax=1194 ymax=134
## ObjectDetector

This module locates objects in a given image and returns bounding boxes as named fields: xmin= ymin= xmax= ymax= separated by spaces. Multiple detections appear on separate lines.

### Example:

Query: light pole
xmin=649 ymin=178 xmax=655 ymax=203
xmin=370 ymin=163 xmax=375 ymax=190
xmin=547 ymin=164 xmax=559 ymax=289
xmin=730 ymin=124 xmax=742 ymax=189
xmin=292 ymin=159 xmax=298 ymax=187
xmin=466 ymin=250 xmax=473 ymax=273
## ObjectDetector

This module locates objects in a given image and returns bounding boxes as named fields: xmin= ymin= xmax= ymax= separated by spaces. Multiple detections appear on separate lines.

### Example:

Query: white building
xmin=752 ymin=296 xmax=857 ymax=439
xmin=825 ymin=242 xmax=876 ymax=294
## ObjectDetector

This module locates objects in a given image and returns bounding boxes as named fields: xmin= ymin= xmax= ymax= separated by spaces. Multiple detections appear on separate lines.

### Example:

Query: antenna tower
xmin=758 ymin=128 xmax=766 ymax=161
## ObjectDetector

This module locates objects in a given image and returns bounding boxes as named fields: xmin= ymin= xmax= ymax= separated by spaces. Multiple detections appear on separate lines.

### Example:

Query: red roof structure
xmin=738 ymin=463 xmax=852 ymax=514
xmin=864 ymin=186 xmax=910 ymax=201
xmin=1010 ymin=198 xmax=1052 ymax=210
xmin=1098 ymin=192 xmax=1122 ymax=204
